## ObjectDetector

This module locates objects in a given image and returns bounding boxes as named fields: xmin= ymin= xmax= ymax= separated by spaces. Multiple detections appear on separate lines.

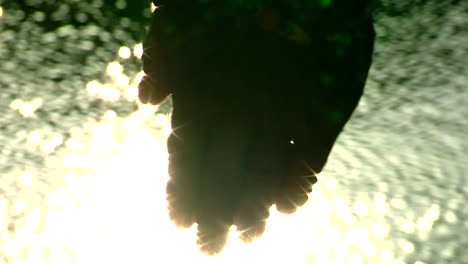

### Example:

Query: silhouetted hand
xmin=139 ymin=1 xmax=375 ymax=254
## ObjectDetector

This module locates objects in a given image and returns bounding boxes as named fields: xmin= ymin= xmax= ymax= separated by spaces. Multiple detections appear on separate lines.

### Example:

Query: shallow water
xmin=0 ymin=1 xmax=467 ymax=263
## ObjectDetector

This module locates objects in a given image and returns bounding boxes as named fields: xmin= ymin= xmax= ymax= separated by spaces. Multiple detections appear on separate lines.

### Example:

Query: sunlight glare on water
xmin=0 ymin=44 xmax=440 ymax=264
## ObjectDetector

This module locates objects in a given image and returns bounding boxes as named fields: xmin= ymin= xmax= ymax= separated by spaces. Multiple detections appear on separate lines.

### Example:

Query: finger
xmin=166 ymin=130 xmax=200 ymax=228
xmin=138 ymin=8 xmax=171 ymax=105
xmin=273 ymin=143 xmax=319 ymax=214
xmin=234 ymin=190 xmax=271 ymax=242
xmin=138 ymin=75 xmax=170 ymax=105
xmin=275 ymin=171 xmax=317 ymax=214
xmin=196 ymin=217 xmax=230 ymax=255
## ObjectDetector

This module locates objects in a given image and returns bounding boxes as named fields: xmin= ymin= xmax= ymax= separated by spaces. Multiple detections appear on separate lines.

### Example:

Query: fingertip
xmin=138 ymin=75 xmax=170 ymax=105
xmin=196 ymin=221 xmax=230 ymax=255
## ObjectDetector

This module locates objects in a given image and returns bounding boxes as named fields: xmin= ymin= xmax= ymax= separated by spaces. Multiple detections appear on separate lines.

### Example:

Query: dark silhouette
xmin=139 ymin=0 xmax=375 ymax=254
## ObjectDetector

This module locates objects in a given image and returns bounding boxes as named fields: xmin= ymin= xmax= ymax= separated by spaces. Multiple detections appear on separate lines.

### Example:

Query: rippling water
xmin=0 ymin=1 xmax=467 ymax=263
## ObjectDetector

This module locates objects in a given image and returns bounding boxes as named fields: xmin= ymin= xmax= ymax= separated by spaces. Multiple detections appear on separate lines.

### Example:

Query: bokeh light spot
xmin=426 ymin=205 xmax=440 ymax=221
xmin=86 ymin=80 xmax=101 ymax=96
xmin=14 ymin=199 xmax=27 ymax=213
xmin=99 ymin=84 xmax=120 ymax=102
xmin=28 ymin=130 xmax=44 ymax=146
xmin=18 ymin=172 xmax=35 ymax=187
xmin=155 ymin=113 xmax=169 ymax=126
xmin=106 ymin=62 xmax=123 ymax=77
xmin=103 ymin=110 xmax=117 ymax=121
xmin=347 ymin=252 xmax=363 ymax=264
xmin=133 ymin=43 xmax=143 ymax=58
xmin=401 ymin=220 xmax=415 ymax=234
xmin=115 ymin=74 xmax=130 ymax=88
xmin=399 ymin=239 xmax=415 ymax=253
xmin=123 ymin=85 xmax=138 ymax=101
xmin=40 ymin=141 xmax=56 ymax=154
xmin=324 ymin=178 xmax=337 ymax=191
xmin=65 ymin=139 xmax=84 ymax=152
xmin=352 ymin=201 xmax=369 ymax=217
xmin=17 ymin=98 xmax=43 ymax=118
xmin=118 ymin=46 xmax=131 ymax=59
xmin=371 ymin=223 xmax=388 ymax=238
xmin=10 ymin=99 xmax=23 ymax=110
xmin=379 ymin=249 xmax=394 ymax=263
xmin=19 ymin=104 xmax=35 ymax=118
xmin=444 ymin=211 xmax=457 ymax=223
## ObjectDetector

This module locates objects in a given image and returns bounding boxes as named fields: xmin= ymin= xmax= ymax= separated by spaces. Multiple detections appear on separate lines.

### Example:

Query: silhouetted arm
xmin=139 ymin=0 xmax=375 ymax=255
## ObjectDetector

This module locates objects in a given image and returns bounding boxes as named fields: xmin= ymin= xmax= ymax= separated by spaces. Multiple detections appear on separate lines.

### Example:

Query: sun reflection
xmin=85 ymin=80 xmax=100 ymax=96
xmin=151 ymin=2 xmax=157 ymax=12
xmin=115 ymin=74 xmax=130 ymax=88
xmin=371 ymin=223 xmax=388 ymax=238
xmin=106 ymin=61 xmax=123 ymax=77
xmin=0 ymin=43 xmax=442 ymax=264
xmin=401 ymin=220 xmax=415 ymax=234
xmin=13 ymin=200 xmax=26 ymax=213
xmin=85 ymin=70 xmax=142 ymax=103
xmin=133 ymin=43 xmax=143 ymax=58
xmin=9 ymin=98 xmax=43 ymax=118
xmin=118 ymin=46 xmax=132 ymax=59
xmin=443 ymin=211 xmax=457 ymax=223
xmin=27 ymin=130 xmax=44 ymax=146
xmin=379 ymin=249 xmax=395 ymax=263
xmin=17 ymin=172 xmax=34 ymax=187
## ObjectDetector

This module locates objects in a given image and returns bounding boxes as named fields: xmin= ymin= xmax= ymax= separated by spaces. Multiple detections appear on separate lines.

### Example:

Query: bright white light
xmin=426 ymin=205 xmax=440 ymax=221
xmin=401 ymin=220 xmax=415 ymax=234
xmin=28 ymin=130 xmax=44 ymax=145
xmin=324 ymin=178 xmax=337 ymax=191
xmin=19 ymin=98 xmax=42 ymax=118
xmin=65 ymin=139 xmax=84 ymax=152
xmin=133 ymin=43 xmax=143 ymax=58
xmin=352 ymin=201 xmax=369 ymax=217
xmin=40 ymin=141 xmax=56 ymax=154
xmin=106 ymin=61 xmax=123 ymax=77
xmin=379 ymin=249 xmax=394 ymax=263
xmin=155 ymin=113 xmax=169 ymax=126
xmin=118 ymin=46 xmax=132 ymax=59
xmin=371 ymin=223 xmax=388 ymax=238
xmin=14 ymin=199 xmax=26 ymax=212
xmin=444 ymin=211 xmax=457 ymax=223
xmin=103 ymin=110 xmax=117 ymax=121
xmin=115 ymin=74 xmax=130 ymax=88
xmin=99 ymin=85 xmax=120 ymax=102
xmin=18 ymin=172 xmax=34 ymax=187
xmin=123 ymin=86 xmax=138 ymax=101
xmin=9 ymin=99 xmax=22 ymax=110
xmin=86 ymin=80 xmax=101 ymax=96
xmin=133 ymin=71 xmax=145 ymax=84
xmin=399 ymin=239 xmax=415 ymax=253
